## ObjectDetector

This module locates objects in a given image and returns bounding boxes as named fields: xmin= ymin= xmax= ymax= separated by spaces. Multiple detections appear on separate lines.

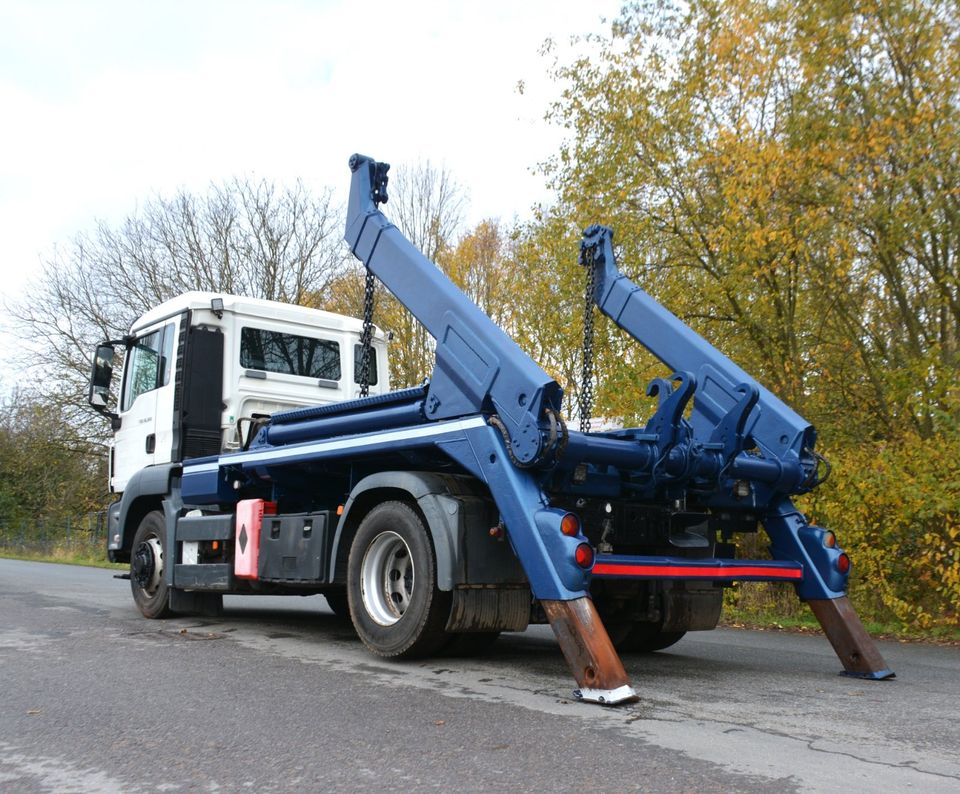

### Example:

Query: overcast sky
xmin=0 ymin=0 xmax=618 ymax=319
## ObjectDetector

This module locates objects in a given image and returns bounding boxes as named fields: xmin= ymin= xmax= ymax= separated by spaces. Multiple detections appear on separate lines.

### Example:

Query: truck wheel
xmin=443 ymin=632 xmax=500 ymax=657
xmin=347 ymin=501 xmax=451 ymax=658
xmin=616 ymin=623 xmax=685 ymax=653
xmin=323 ymin=589 xmax=350 ymax=620
xmin=130 ymin=511 xmax=172 ymax=619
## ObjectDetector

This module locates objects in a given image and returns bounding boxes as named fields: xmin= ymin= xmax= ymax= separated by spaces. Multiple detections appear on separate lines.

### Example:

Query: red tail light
xmin=837 ymin=553 xmax=850 ymax=574
xmin=575 ymin=543 xmax=594 ymax=569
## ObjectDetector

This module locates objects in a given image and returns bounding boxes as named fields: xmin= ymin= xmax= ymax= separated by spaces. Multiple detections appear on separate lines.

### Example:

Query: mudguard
xmin=331 ymin=471 xmax=526 ymax=590
xmin=108 ymin=463 xmax=179 ymax=561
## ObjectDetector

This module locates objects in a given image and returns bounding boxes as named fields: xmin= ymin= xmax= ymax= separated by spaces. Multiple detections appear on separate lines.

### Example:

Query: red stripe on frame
xmin=592 ymin=563 xmax=802 ymax=580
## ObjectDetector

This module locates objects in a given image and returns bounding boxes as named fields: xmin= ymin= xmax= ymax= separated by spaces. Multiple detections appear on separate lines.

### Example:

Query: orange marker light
xmin=823 ymin=531 xmax=837 ymax=548
xmin=211 ymin=540 xmax=219 ymax=551
xmin=336 ymin=504 xmax=344 ymax=516
xmin=560 ymin=513 xmax=581 ymax=537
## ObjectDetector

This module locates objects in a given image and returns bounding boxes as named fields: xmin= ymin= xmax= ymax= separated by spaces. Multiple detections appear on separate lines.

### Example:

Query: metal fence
xmin=0 ymin=513 xmax=109 ymax=560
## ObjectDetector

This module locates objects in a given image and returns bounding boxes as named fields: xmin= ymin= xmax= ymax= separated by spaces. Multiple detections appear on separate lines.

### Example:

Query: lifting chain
xmin=358 ymin=267 xmax=376 ymax=398
xmin=580 ymin=244 xmax=597 ymax=434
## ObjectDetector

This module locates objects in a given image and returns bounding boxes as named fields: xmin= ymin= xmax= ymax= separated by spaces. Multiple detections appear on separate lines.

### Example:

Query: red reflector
xmin=575 ymin=543 xmax=594 ymax=569
xmin=837 ymin=553 xmax=851 ymax=574
xmin=560 ymin=513 xmax=580 ymax=537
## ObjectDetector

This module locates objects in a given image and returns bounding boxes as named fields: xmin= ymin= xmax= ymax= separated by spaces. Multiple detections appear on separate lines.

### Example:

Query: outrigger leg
xmin=808 ymin=597 xmax=895 ymax=680
xmin=541 ymin=598 xmax=639 ymax=705
xmin=764 ymin=500 xmax=895 ymax=680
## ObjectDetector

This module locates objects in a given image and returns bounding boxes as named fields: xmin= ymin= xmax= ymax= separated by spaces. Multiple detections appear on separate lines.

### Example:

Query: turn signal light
xmin=823 ymin=531 xmax=837 ymax=548
xmin=837 ymin=553 xmax=851 ymax=574
xmin=575 ymin=543 xmax=594 ymax=569
xmin=560 ymin=513 xmax=581 ymax=537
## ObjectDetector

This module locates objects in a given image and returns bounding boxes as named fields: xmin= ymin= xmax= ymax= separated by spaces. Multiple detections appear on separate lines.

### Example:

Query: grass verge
xmin=722 ymin=604 xmax=960 ymax=645
xmin=0 ymin=548 xmax=124 ymax=570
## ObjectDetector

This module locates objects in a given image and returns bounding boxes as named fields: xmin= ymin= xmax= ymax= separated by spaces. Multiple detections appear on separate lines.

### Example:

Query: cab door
xmin=111 ymin=321 xmax=176 ymax=492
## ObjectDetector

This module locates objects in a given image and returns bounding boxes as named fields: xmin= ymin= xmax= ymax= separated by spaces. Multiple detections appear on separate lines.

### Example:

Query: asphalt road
xmin=1 ymin=559 xmax=958 ymax=793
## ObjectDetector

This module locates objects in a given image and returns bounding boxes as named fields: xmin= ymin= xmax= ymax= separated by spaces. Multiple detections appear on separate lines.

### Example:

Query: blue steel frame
xmin=180 ymin=154 xmax=851 ymax=605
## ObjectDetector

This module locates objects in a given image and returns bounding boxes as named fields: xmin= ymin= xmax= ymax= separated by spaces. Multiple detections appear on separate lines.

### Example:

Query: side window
xmin=353 ymin=344 xmax=378 ymax=386
xmin=240 ymin=327 xmax=341 ymax=380
xmin=121 ymin=323 xmax=174 ymax=411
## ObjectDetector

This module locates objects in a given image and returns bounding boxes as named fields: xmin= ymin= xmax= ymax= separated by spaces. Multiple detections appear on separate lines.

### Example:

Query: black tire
xmin=130 ymin=511 xmax=172 ymax=619
xmin=347 ymin=501 xmax=451 ymax=658
xmin=443 ymin=632 xmax=501 ymax=657
xmin=616 ymin=622 xmax=686 ymax=654
xmin=323 ymin=589 xmax=350 ymax=620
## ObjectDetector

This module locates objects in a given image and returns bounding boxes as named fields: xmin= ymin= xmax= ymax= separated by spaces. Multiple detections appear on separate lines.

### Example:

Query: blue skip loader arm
xmin=579 ymin=225 xmax=893 ymax=680
xmin=342 ymin=156 xmax=891 ymax=692
xmin=346 ymin=154 xmax=564 ymax=466
xmin=345 ymin=155 xmax=641 ymax=702
xmin=344 ymin=154 xmax=599 ymax=603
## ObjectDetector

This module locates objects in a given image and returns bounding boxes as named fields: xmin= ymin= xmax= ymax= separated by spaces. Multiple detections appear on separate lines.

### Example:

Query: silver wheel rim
xmin=360 ymin=531 xmax=414 ymax=626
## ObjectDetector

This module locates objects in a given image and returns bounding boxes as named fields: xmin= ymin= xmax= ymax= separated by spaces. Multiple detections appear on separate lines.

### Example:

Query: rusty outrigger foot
xmin=541 ymin=597 xmax=639 ymax=705
xmin=807 ymin=596 xmax=896 ymax=680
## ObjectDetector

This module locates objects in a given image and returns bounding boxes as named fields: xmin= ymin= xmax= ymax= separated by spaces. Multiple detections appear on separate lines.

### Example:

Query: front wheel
xmin=130 ymin=511 xmax=172 ymax=619
xmin=347 ymin=501 xmax=450 ymax=658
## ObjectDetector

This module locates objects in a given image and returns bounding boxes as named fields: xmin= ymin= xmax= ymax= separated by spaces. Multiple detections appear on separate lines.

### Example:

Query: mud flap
xmin=807 ymin=596 xmax=895 ymax=680
xmin=542 ymin=597 xmax=639 ymax=705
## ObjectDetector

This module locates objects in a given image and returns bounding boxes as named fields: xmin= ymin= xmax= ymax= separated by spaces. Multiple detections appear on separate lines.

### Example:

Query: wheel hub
xmin=132 ymin=537 xmax=163 ymax=594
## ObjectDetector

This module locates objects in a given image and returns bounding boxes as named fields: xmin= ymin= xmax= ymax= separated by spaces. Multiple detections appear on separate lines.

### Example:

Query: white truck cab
xmin=89 ymin=292 xmax=389 ymax=493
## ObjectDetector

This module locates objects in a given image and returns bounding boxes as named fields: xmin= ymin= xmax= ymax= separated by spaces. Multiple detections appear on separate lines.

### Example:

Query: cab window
xmin=353 ymin=344 xmax=378 ymax=386
xmin=240 ymin=327 xmax=341 ymax=380
xmin=121 ymin=324 xmax=174 ymax=411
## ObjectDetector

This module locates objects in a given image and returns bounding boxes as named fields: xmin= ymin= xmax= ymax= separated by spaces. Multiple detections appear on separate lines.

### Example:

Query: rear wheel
xmin=615 ymin=622 xmax=685 ymax=653
xmin=130 ymin=511 xmax=172 ymax=619
xmin=443 ymin=631 xmax=500 ymax=657
xmin=323 ymin=589 xmax=350 ymax=620
xmin=347 ymin=501 xmax=450 ymax=658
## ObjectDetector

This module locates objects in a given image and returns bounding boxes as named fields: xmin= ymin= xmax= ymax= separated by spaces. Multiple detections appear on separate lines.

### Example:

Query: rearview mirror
xmin=88 ymin=343 xmax=116 ymax=411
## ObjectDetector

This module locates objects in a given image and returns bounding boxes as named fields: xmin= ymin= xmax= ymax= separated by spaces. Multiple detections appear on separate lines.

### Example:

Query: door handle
xmin=145 ymin=434 xmax=156 ymax=454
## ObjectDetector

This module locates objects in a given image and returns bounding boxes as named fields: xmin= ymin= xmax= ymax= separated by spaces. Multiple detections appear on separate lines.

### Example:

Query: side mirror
xmin=88 ymin=343 xmax=118 ymax=421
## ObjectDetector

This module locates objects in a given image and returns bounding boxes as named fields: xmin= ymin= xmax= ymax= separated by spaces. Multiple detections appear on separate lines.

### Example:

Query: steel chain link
xmin=580 ymin=245 xmax=596 ymax=433
xmin=358 ymin=267 xmax=376 ymax=397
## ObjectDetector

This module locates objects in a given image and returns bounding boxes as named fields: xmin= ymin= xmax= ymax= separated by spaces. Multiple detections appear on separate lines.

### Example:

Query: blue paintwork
xmin=261 ymin=401 xmax=426 ymax=446
xmin=578 ymin=225 xmax=847 ymax=599
xmin=441 ymin=423 xmax=593 ymax=600
xmin=179 ymin=155 xmax=851 ymax=604
xmin=346 ymin=154 xmax=564 ymax=466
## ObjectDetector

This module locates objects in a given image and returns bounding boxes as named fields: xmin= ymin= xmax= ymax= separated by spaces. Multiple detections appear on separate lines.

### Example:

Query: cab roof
xmin=130 ymin=291 xmax=371 ymax=336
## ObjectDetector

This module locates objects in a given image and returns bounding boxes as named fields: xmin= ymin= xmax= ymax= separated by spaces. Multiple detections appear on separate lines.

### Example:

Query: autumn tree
xmin=535 ymin=0 xmax=960 ymax=626
xmin=0 ymin=388 xmax=106 ymax=530
xmin=444 ymin=219 xmax=515 ymax=328
xmin=541 ymin=0 xmax=960 ymax=437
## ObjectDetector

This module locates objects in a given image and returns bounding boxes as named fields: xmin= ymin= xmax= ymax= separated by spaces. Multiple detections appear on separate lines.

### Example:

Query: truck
xmin=88 ymin=154 xmax=894 ymax=704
